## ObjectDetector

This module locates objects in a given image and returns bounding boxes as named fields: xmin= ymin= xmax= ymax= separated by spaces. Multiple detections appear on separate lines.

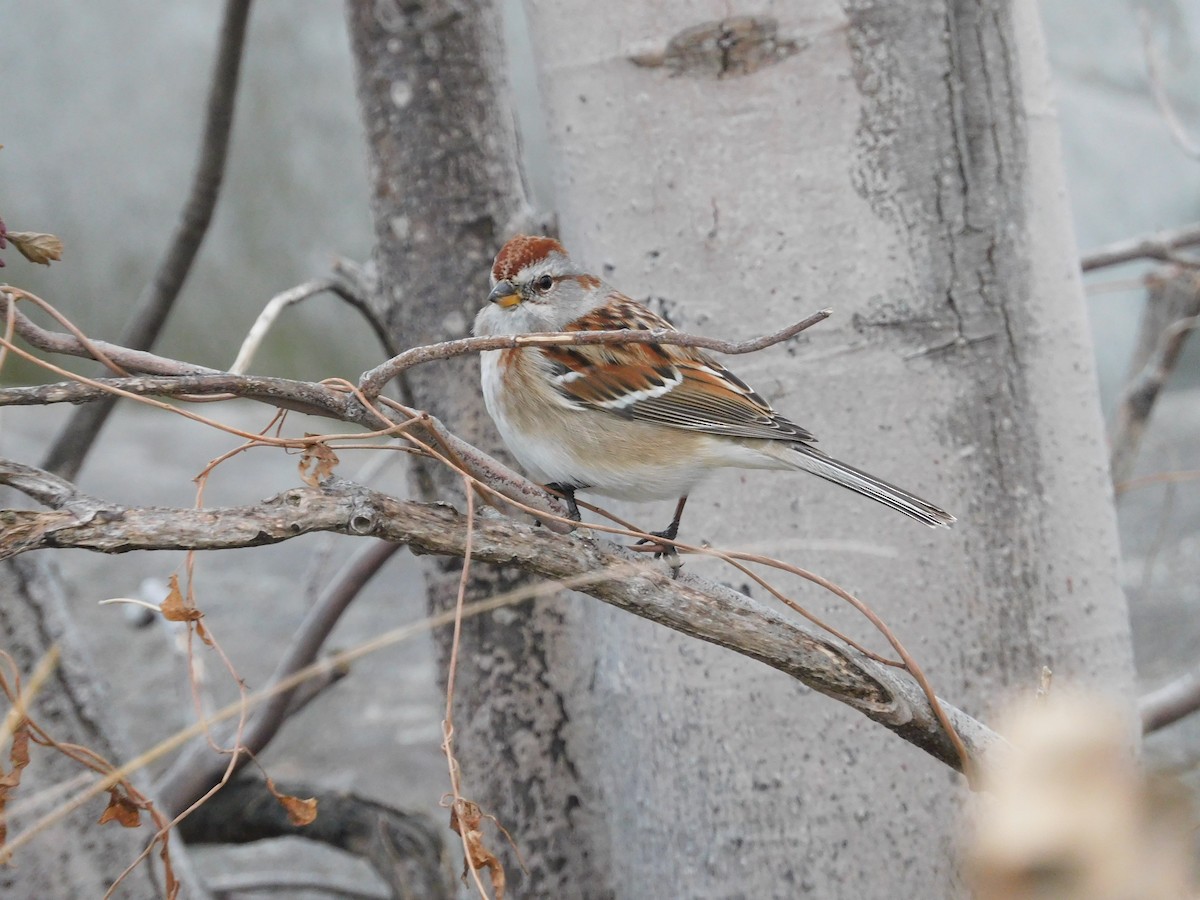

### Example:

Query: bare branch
xmin=0 ymin=370 xmax=573 ymax=532
xmin=358 ymin=307 xmax=833 ymax=397
xmin=1139 ymin=10 xmax=1200 ymax=162
xmin=3 ymin=296 xmax=222 ymax=377
xmin=0 ymin=460 xmax=1000 ymax=772
xmin=1080 ymin=223 xmax=1200 ymax=272
xmin=40 ymin=0 xmax=254 ymax=480
xmin=1109 ymin=269 xmax=1200 ymax=485
xmin=229 ymin=266 xmax=398 ymax=374
xmin=1140 ymin=662 xmax=1200 ymax=734
xmin=328 ymin=257 xmax=398 ymax=358
xmin=229 ymin=278 xmax=338 ymax=374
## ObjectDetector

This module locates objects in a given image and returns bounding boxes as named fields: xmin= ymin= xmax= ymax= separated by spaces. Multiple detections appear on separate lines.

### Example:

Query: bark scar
xmin=630 ymin=16 xmax=804 ymax=78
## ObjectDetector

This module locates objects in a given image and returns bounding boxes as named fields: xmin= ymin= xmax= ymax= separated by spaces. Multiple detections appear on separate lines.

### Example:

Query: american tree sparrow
xmin=474 ymin=235 xmax=954 ymax=550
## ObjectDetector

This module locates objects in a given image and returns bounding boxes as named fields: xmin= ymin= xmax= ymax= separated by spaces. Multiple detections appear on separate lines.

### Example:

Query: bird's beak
xmin=487 ymin=281 xmax=521 ymax=308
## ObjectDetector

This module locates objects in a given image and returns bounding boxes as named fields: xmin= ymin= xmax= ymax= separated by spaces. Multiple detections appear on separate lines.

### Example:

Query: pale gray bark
xmin=505 ymin=1 xmax=1135 ymax=897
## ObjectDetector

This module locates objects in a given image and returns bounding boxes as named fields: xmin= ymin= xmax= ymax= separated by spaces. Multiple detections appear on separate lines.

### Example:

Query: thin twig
xmin=442 ymin=480 xmax=492 ymax=899
xmin=1080 ymin=223 xmax=1200 ymax=272
xmin=0 ymin=645 xmax=60 ymax=752
xmin=1139 ymin=10 xmax=1200 ymax=162
xmin=227 ymin=270 xmax=396 ymax=374
xmin=229 ymin=278 xmax=335 ymax=374
xmin=40 ymin=0 xmax=254 ymax=480
xmin=1115 ymin=469 xmax=1200 ymax=495
xmin=358 ymin=308 xmax=833 ymax=396
xmin=1109 ymin=313 xmax=1200 ymax=485
xmin=1140 ymin=662 xmax=1200 ymax=734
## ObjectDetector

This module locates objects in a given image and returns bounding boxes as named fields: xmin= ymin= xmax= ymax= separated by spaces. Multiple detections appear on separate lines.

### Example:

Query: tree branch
xmin=0 ymin=460 xmax=1000 ymax=773
xmin=357 ymin=307 xmax=832 ymax=396
xmin=1109 ymin=270 xmax=1200 ymax=485
xmin=40 ymin=0 xmax=254 ymax=480
xmin=1139 ymin=10 xmax=1200 ymax=162
xmin=1140 ymin=662 xmax=1200 ymax=734
xmin=1080 ymin=223 xmax=1200 ymax=273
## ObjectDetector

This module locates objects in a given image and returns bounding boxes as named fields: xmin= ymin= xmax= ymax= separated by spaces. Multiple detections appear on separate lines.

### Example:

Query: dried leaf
xmin=160 ymin=574 xmax=202 ymax=623
xmin=265 ymin=775 xmax=318 ymax=826
xmin=450 ymin=799 xmax=506 ymax=900
xmin=98 ymin=788 xmax=142 ymax=828
xmin=8 ymin=727 xmax=30 ymax=773
xmin=0 ymin=726 xmax=32 ymax=848
xmin=298 ymin=437 xmax=339 ymax=487
xmin=280 ymin=794 xmax=318 ymax=826
xmin=7 ymin=231 xmax=63 ymax=266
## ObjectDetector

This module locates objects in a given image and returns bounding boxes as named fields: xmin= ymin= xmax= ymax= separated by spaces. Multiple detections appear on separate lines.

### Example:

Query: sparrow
xmin=473 ymin=235 xmax=954 ymax=552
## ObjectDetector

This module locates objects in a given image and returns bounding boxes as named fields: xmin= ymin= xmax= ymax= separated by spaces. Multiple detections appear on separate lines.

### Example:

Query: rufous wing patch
xmin=543 ymin=296 xmax=817 ymax=442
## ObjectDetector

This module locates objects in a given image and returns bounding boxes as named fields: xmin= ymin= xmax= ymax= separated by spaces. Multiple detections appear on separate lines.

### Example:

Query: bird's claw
xmin=634 ymin=524 xmax=683 ymax=577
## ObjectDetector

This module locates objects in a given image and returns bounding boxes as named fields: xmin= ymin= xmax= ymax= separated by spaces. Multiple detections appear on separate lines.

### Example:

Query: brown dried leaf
xmin=8 ymin=726 xmax=30 ymax=773
xmin=450 ymin=798 xmax=506 ymax=900
xmin=7 ymin=231 xmax=64 ymax=265
xmin=98 ymin=788 xmax=142 ymax=828
xmin=265 ymin=776 xmax=317 ymax=826
xmin=160 ymin=574 xmax=202 ymax=623
xmin=194 ymin=618 xmax=214 ymax=647
xmin=298 ymin=437 xmax=339 ymax=487
xmin=0 ymin=726 xmax=32 ymax=848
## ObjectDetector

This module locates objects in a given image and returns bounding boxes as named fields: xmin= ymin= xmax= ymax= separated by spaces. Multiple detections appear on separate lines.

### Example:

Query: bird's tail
xmin=784 ymin=445 xmax=956 ymax=528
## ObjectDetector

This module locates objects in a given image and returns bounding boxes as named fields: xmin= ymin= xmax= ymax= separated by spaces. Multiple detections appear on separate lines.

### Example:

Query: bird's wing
xmin=540 ymin=294 xmax=816 ymax=444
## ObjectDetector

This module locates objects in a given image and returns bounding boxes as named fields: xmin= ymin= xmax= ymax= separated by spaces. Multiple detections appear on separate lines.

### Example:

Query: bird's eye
xmin=534 ymin=275 xmax=554 ymax=293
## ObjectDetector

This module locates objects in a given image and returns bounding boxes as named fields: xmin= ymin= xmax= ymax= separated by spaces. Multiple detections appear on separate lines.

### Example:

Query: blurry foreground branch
xmin=970 ymin=696 xmax=1197 ymax=900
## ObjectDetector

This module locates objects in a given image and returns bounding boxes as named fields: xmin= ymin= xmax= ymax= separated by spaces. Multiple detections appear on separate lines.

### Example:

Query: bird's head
xmin=474 ymin=235 xmax=605 ymax=336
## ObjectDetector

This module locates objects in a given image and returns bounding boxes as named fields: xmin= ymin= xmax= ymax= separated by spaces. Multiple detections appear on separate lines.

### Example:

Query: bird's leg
xmin=545 ymin=483 xmax=582 ymax=522
xmin=636 ymin=496 xmax=688 ymax=566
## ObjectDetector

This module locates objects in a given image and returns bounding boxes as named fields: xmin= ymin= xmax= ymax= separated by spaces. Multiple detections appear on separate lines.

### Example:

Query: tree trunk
xmin=347 ymin=0 xmax=1135 ymax=896
xmin=0 ymin=558 xmax=209 ymax=899
xmin=501 ymin=0 xmax=1133 ymax=896
xmin=344 ymin=0 xmax=611 ymax=893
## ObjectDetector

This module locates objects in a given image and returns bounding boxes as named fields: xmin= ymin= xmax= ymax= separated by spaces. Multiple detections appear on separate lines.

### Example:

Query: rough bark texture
xmin=506 ymin=0 xmax=1135 ymax=897
xmin=343 ymin=0 xmax=607 ymax=893
xmin=0 ymin=557 xmax=208 ymax=899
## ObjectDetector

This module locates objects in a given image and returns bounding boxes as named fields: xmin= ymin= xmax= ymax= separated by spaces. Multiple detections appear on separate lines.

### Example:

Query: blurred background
xmin=1 ymin=0 xmax=1199 ymax=894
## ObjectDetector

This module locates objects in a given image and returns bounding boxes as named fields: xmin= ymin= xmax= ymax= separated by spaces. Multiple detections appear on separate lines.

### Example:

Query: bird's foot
xmin=634 ymin=521 xmax=683 ymax=577
xmin=544 ymin=483 xmax=582 ymax=523
xmin=635 ymin=522 xmax=678 ymax=556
